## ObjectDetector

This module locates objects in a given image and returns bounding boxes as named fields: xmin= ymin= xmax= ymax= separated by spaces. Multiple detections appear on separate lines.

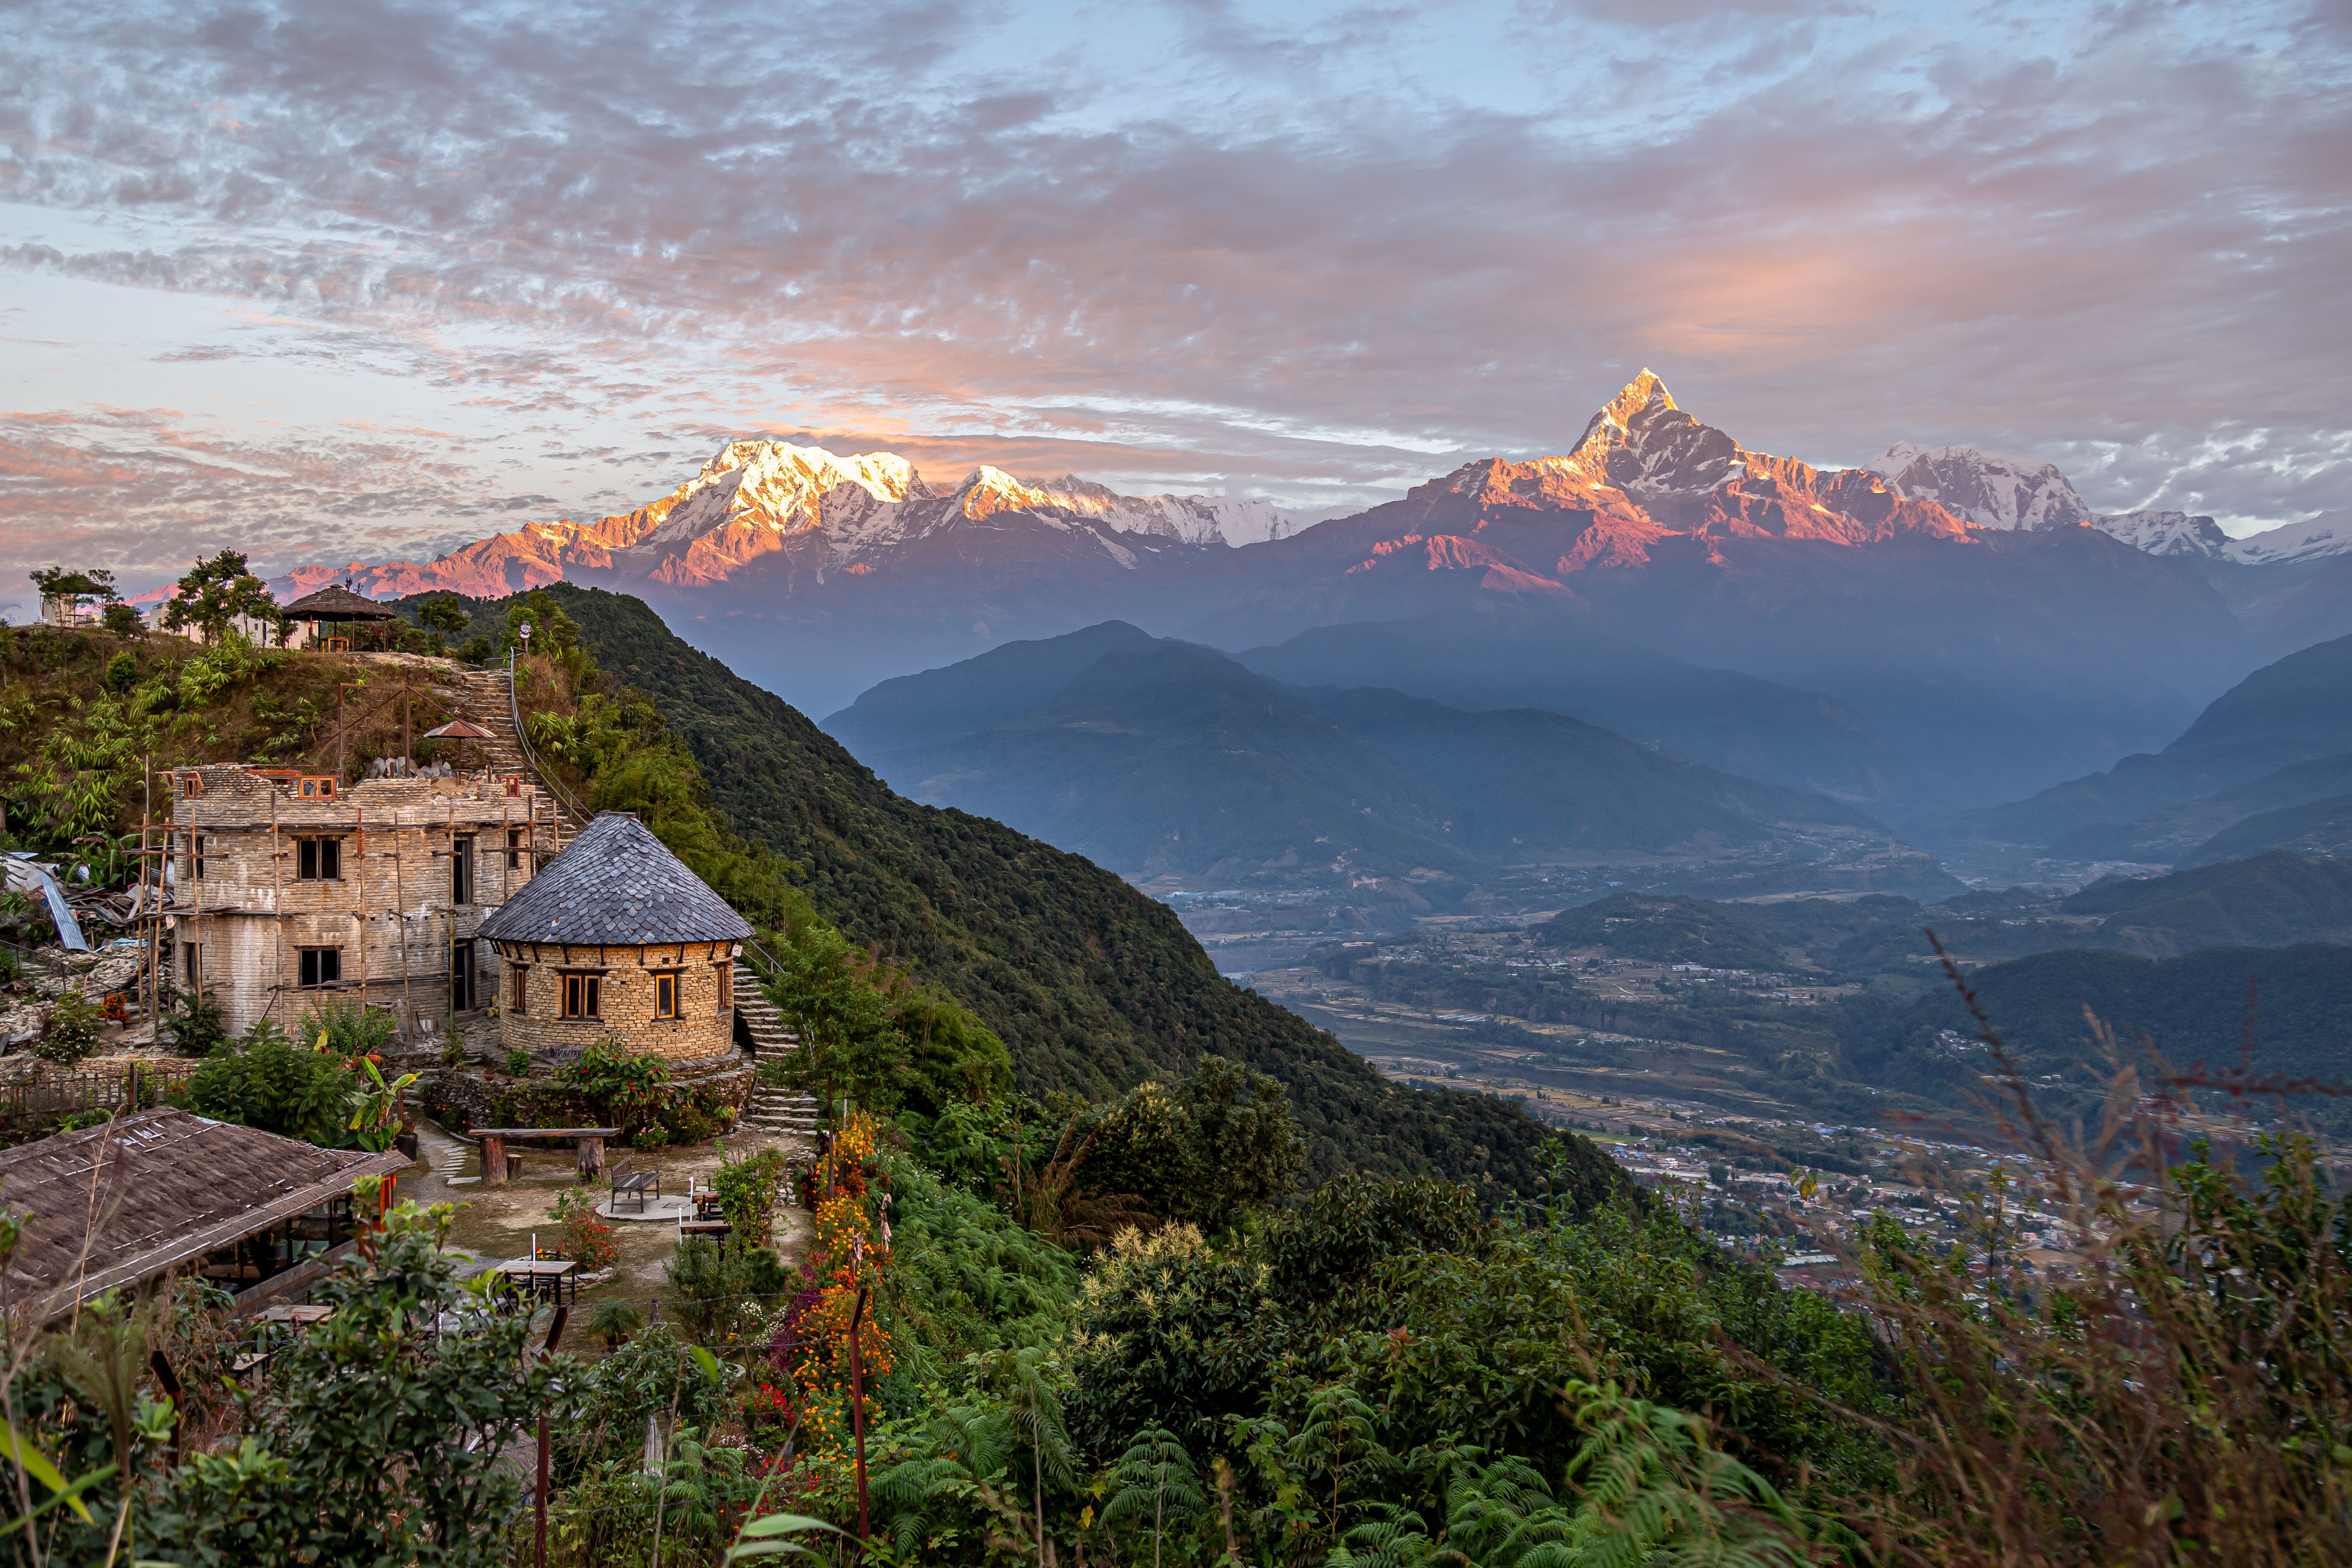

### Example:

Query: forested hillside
xmin=404 ymin=587 xmax=1613 ymax=1199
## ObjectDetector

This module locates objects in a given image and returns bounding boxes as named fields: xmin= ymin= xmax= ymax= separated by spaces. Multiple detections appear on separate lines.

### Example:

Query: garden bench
xmin=610 ymin=1160 xmax=661 ymax=1214
xmin=467 ymin=1126 xmax=622 ymax=1186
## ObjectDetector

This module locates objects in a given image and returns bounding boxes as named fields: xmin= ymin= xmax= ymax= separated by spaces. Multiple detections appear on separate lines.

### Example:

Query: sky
xmin=2 ymin=0 xmax=2348 ymax=616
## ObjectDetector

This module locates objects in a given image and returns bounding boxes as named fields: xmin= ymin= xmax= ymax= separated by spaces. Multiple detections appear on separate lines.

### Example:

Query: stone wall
xmin=488 ymin=939 xmax=739 ymax=1065
xmin=421 ymin=1057 xmax=753 ymax=1141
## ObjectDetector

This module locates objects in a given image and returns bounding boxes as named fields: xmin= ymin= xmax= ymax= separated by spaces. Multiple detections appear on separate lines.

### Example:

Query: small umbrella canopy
xmin=422 ymin=719 xmax=496 ymax=739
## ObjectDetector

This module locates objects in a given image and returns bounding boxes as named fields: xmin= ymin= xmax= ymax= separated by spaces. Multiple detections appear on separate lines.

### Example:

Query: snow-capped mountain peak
xmin=1568 ymin=370 xmax=1746 ymax=502
xmin=2229 ymin=509 xmax=2352 ymax=566
xmin=1868 ymin=443 xmax=2092 ymax=530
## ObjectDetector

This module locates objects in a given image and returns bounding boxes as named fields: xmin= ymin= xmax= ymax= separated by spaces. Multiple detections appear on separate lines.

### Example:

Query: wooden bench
xmin=610 ymin=1160 xmax=661 ymax=1214
xmin=467 ymin=1126 xmax=622 ymax=1186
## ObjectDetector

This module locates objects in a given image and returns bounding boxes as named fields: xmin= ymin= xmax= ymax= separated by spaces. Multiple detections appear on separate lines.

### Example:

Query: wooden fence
xmin=0 ymin=1061 xmax=198 ymax=1127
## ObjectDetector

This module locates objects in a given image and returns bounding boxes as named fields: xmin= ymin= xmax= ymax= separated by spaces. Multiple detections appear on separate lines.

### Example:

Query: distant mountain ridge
xmin=830 ymin=624 xmax=1954 ymax=902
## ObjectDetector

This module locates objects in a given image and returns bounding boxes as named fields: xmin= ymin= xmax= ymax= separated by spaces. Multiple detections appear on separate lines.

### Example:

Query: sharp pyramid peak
xmin=1575 ymin=367 xmax=1684 ymax=453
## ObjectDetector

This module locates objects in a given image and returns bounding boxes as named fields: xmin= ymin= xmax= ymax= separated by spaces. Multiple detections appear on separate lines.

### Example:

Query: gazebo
xmin=282 ymin=584 xmax=400 ymax=652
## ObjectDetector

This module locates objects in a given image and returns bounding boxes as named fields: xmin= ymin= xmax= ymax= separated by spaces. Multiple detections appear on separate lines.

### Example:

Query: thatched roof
xmin=0 ymin=1108 xmax=408 ymax=1324
xmin=479 ymin=811 xmax=752 ymax=947
xmin=282 ymin=584 xmax=398 ymax=621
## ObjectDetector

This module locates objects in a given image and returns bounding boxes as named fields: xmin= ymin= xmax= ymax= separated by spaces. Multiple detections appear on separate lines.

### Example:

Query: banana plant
xmin=343 ymin=1057 xmax=420 ymax=1153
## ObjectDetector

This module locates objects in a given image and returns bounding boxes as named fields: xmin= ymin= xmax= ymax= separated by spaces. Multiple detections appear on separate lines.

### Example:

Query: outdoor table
xmin=257 ymin=1304 xmax=336 ymax=1327
xmin=496 ymin=1258 xmax=579 ymax=1307
xmin=468 ymin=1127 xmax=622 ymax=1185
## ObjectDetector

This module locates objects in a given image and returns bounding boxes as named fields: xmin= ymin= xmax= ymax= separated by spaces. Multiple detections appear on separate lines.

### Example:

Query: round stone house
xmin=477 ymin=812 xmax=752 ymax=1069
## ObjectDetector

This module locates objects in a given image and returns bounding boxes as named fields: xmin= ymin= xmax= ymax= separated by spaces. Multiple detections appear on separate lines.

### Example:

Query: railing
xmin=1 ymin=1061 xmax=197 ymax=1126
xmin=505 ymin=662 xmax=591 ymax=830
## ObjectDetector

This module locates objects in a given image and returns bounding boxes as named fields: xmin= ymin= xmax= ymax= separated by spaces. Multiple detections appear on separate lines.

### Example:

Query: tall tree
xmin=161 ymin=551 xmax=276 ymax=645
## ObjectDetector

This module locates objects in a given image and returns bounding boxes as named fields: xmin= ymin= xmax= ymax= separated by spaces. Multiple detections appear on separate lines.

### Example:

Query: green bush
xmin=36 ymin=988 xmax=105 ymax=1064
xmin=173 ymin=1019 xmax=355 ymax=1145
xmin=300 ymin=997 xmax=397 ymax=1057
xmin=161 ymin=985 xmax=227 ymax=1055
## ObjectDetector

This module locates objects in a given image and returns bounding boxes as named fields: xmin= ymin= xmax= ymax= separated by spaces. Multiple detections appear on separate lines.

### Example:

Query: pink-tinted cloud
xmin=0 ymin=0 xmax=2344 ymax=579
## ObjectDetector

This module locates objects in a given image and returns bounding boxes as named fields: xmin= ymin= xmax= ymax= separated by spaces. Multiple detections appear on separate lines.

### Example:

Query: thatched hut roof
xmin=282 ymin=584 xmax=398 ymax=622
xmin=0 ymin=1108 xmax=408 ymax=1324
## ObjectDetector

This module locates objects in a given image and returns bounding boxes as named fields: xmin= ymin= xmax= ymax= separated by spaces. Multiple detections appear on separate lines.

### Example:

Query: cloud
xmin=0 ymin=0 xmax=2342 ymax=579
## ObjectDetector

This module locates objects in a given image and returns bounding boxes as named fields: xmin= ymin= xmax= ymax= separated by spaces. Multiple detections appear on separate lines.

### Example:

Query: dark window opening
xmin=506 ymin=827 xmax=527 ymax=870
xmin=509 ymin=964 xmax=528 ymax=1013
xmin=296 ymin=838 xmax=341 ymax=881
xmin=561 ymin=972 xmax=601 ymax=1019
xmin=191 ymin=835 xmax=206 ymax=881
xmin=452 ymin=836 xmax=474 ymax=906
xmin=450 ymin=940 xmax=476 ymax=1011
xmin=298 ymin=947 xmax=342 ymax=988
xmin=183 ymin=943 xmax=201 ymax=984
xmin=653 ymin=971 xmax=680 ymax=1020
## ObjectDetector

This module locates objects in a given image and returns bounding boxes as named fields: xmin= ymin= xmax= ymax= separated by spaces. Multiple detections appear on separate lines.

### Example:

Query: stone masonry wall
xmin=488 ymin=939 xmax=740 ymax=1065
xmin=168 ymin=765 xmax=556 ymax=1038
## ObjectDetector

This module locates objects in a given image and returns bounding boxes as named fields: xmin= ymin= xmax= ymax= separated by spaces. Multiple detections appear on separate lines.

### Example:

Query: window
xmin=451 ymin=836 xmax=474 ymax=906
xmin=190 ymin=835 xmax=205 ymax=882
xmin=183 ymin=943 xmax=201 ymax=985
xmin=653 ymin=971 xmax=680 ymax=1020
xmin=299 ymin=776 xmax=336 ymax=798
xmin=298 ymin=947 xmax=342 ymax=988
xmin=560 ymin=972 xmax=601 ymax=1019
xmin=179 ymin=773 xmax=203 ymax=799
xmin=509 ymin=964 xmax=529 ymax=1013
xmin=717 ymin=964 xmax=733 ymax=1012
xmin=450 ymin=940 xmax=476 ymax=1011
xmin=296 ymin=837 xmax=341 ymax=880
xmin=506 ymin=827 xmax=527 ymax=870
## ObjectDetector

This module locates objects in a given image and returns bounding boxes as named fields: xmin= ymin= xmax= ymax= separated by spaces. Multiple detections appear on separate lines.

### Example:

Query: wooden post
xmin=269 ymin=783 xmax=287 ymax=1025
xmin=480 ymin=1132 xmax=507 ymax=1185
xmin=393 ymin=812 xmax=417 ymax=1043
xmin=534 ymin=1304 xmax=567 ymax=1568
xmin=355 ymin=805 xmax=369 ymax=1014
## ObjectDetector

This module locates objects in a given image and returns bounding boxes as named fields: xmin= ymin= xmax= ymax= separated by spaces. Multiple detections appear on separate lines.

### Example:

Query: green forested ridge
xmin=399 ymin=586 xmax=1612 ymax=1199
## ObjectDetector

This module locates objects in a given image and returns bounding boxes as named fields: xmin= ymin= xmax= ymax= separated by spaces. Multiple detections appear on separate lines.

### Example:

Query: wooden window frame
xmin=296 ymin=837 xmax=342 ymax=881
xmin=451 ymin=836 xmax=474 ymax=906
xmin=297 ymin=947 xmax=342 ymax=989
xmin=653 ymin=970 xmax=681 ymax=1021
xmin=509 ymin=963 xmax=529 ymax=1014
xmin=716 ymin=964 xmax=733 ymax=1012
xmin=506 ymin=827 xmax=527 ymax=870
xmin=560 ymin=972 xmax=602 ymax=1020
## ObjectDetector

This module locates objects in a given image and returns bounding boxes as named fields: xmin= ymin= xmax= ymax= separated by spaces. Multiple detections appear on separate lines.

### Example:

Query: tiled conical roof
xmin=478 ymin=812 xmax=753 ymax=946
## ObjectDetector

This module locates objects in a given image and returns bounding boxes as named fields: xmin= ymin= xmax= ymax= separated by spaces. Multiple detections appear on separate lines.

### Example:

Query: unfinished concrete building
xmin=165 ymin=764 xmax=559 ymax=1041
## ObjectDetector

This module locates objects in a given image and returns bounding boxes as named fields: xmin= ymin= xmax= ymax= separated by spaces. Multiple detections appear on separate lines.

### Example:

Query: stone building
xmin=476 ymin=812 xmax=750 ymax=1070
xmin=167 ymin=764 xmax=558 ymax=1040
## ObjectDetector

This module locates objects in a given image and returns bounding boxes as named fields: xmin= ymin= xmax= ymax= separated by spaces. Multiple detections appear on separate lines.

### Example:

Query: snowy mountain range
xmin=274 ymin=442 xmax=1314 ymax=603
xmin=1862 ymin=442 xmax=2339 ymax=564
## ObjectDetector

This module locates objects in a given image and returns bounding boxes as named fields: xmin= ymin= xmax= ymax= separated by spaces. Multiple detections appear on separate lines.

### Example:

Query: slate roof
xmin=282 ymin=584 xmax=398 ymax=621
xmin=477 ymin=811 xmax=753 ymax=946
xmin=0 ymin=1108 xmax=408 ymax=1324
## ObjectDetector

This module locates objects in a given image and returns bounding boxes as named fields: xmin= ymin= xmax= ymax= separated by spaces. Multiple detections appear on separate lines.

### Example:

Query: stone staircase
xmin=436 ymin=667 xmax=585 ymax=841
xmin=734 ymin=960 xmax=818 ymax=1138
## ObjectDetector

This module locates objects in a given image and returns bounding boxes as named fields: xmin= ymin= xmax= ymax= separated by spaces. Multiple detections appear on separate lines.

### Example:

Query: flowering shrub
xmin=551 ymin=1187 xmax=622 ymax=1272
xmin=768 ymin=1110 xmax=895 ymax=1465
